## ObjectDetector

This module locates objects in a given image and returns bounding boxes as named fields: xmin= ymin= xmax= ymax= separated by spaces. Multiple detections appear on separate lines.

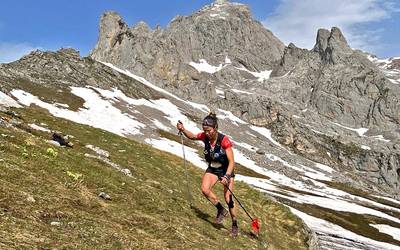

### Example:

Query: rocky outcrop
xmin=389 ymin=58 xmax=400 ymax=70
xmin=90 ymin=0 xmax=285 ymax=99
xmin=0 ymin=48 xmax=161 ymax=100
xmin=270 ymin=27 xmax=400 ymax=130
xmin=262 ymin=27 xmax=400 ymax=192
xmin=313 ymin=27 xmax=353 ymax=64
xmin=269 ymin=115 xmax=400 ymax=192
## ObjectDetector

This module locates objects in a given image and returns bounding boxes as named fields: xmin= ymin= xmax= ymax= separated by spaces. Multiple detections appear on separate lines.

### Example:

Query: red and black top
xmin=197 ymin=132 xmax=233 ymax=168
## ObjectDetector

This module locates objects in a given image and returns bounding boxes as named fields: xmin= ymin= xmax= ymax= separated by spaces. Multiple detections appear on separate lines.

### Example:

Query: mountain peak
xmin=313 ymin=27 xmax=352 ymax=64
xmin=100 ymin=11 xmax=128 ymax=32
xmin=90 ymin=11 xmax=129 ymax=61
xmin=214 ymin=0 xmax=229 ymax=4
xmin=91 ymin=0 xmax=284 ymax=77
xmin=198 ymin=0 xmax=250 ymax=19
xmin=131 ymin=21 xmax=151 ymax=33
xmin=57 ymin=48 xmax=80 ymax=58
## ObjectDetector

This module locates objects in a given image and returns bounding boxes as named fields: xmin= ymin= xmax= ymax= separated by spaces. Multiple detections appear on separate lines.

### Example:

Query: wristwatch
xmin=223 ymin=174 xmax=231 ymax=181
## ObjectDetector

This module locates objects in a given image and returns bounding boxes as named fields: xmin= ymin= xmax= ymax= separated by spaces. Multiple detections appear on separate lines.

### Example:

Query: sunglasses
xmin=202 ymin=118 xmax=216 ymax=128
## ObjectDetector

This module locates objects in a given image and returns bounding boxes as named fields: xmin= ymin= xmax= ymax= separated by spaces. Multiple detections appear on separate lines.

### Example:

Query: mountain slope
xmin=1 ymin=0 xmax=400 ymax=248
xmin=0 ymin=105 xmax=310 ymax=249
xmin=1 ymin=49 xmax=400 ymax=249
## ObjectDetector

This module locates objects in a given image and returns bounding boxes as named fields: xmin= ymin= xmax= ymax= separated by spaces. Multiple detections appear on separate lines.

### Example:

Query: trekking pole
xmin=223 ymin=182 xmax=260 ymax=235
xmin=178 ymin=127 xmax=193 ymax=208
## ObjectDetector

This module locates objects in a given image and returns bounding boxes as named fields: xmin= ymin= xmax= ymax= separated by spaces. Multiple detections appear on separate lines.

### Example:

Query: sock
xmin=215 ymin=202 xmax=224 ymax=211
xmin=232 ymin=219 xmax=238 ymax=227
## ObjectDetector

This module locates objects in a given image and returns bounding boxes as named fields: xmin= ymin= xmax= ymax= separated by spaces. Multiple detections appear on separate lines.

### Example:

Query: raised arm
xmin=176 ymin=121 xmax=198 ymax=140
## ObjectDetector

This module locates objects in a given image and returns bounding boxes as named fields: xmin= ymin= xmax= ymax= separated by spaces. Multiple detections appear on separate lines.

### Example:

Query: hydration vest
xmin=204 ymin=133 xmax=229 ymax=168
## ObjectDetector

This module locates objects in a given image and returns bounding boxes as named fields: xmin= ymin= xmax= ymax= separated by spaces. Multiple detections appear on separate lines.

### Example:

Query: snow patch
xmin=233 ymin=141 xmax=257 ymax=152
xmin=290 ymin=208 xmax=400 ymax=250
xmin=54 ymin=102 xmax=69 ymax=108
xmin=0 ymin=91 xmax=21 ymax=107
xmin=217 ymin=109 xmax=247 ymax=125
xmin=99 ymin=61 xmax=210 ymax=113
xmin=235 ymin=66 xmax=272 ymax=82
xmin=11 ymin=88 xmax=145 ymax=136
xmin=361 ymin=145 xmax=371 ymax=150
xmin=86 ymin=144 xmax=110 ymax=158
xmin=370 ymin=224 xmax=400 ymax=241
xmin=370 ymin=135 xmax=391 ymax=142
xmin=332 ymin=122 xmax=368 ymax=136
xmin=266 ymin=154 xmax=331 ymax=181
xmin=215 ymin=88 xmax=225 ymax=98
xmin=152 ymin=119 xmax=170 ymax=131
xmin=145 ymin=137 xmax=207 ymax=170
xmin=372 ymin=195 xmax=400 ymax=205
xmin=250 ymin=125 xmax=283 ymax=148
xmin=91 ymin=87 xmax=200 ymax=133
xmin=231 ymin=89 xmax=254 ymax=95
xmin=285 ymin=193 xmax=400 ymax=224
xmin=314 ymin=162 xmax=335 ymax=173
xmin=210 ymin=13 xmax=225 ymax=19
xmin=189 ymin=59 xmax=225 ymax=74
xmin=28 ymin=123 xmax=51 ymax=133
xmin=367 ymin=55 xmax=392 ymax=65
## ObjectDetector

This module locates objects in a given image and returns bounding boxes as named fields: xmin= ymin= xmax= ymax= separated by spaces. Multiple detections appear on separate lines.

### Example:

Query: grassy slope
xmin=0 ymin=106 xmax=310 ymax=249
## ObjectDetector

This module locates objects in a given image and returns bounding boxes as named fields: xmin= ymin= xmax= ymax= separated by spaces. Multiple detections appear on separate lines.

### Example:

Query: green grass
xmin=15 ymin=78 xmax=85 ymax=111
xmin=0 ymin=106 xmax=310 ymax=249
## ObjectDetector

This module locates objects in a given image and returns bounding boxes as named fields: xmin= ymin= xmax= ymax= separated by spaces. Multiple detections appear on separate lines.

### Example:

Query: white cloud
xmin=264 ymin=0 xmax=399 ymax=54
xmin=0 ymin=42 xmax=41 ymax=63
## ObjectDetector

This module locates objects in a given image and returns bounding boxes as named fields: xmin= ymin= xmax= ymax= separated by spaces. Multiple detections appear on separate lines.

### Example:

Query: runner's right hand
xmin=177 ymin=120 xmax=184 ymax=132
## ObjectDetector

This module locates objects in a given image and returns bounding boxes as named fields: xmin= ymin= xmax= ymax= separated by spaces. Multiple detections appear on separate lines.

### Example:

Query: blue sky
xmin=0 ymin=0 xmax=399 ymax=63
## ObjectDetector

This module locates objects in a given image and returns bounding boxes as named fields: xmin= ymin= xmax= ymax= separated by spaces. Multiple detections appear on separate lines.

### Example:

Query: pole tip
xmin=251 ymin=218 xmax=260 ymax=235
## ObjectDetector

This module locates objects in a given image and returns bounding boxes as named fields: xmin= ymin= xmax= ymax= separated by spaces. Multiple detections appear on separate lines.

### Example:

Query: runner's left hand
xmin=220 ymin=176 xmax=229 ymax=186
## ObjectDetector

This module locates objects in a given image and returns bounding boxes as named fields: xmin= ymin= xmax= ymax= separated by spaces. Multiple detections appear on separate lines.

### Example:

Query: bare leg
xmin=224 ymin=178 xmax=237 ymax=220
xmin=224 ymin=178 xmax=239 ymax=237
xmin=201 ymin=172 xmax=219 ymax=205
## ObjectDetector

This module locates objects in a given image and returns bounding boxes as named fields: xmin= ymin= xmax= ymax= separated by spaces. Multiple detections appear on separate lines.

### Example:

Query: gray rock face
xmin=272 ymin=28 xmax=400 ymax=131
xmin=389 ymin=59 xmax=400 ymax=70
xmin=90 ymin=12 xmax=129 ymax=61
xmin=90 ymin=0 xmax=285 ymax=99
xmin=265 ymin=28 xmax=400 ymax=191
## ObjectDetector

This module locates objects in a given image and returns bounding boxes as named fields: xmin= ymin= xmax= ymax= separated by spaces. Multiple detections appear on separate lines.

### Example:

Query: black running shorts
xmin=205 ymin=165 xmax=235 ymax=179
